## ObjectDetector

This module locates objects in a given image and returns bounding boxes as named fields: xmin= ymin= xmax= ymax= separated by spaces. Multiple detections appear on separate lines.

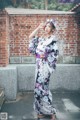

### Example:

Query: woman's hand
xmin=40 ymin=54 xmax=45 ymax=58
xmin=38 ymin=22 xmax=46 ymax=29
xmin=29 ymin=22 xmax=46 ymax=40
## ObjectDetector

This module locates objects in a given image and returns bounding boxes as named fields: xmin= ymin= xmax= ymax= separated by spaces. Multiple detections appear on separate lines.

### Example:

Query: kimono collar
xmin=43 ymin=35 xmax=56 ymax=46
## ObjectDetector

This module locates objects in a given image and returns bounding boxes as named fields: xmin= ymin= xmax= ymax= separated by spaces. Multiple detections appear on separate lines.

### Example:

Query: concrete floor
xmin=1 ymin=90 xmax=80 ymax=120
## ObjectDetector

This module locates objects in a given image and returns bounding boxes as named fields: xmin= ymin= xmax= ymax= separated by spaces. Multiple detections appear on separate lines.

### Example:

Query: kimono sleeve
xmin=28 ymin=37 xmax=39 ymax=55
xmin=46 ymin=42 xmax=59 ymax=70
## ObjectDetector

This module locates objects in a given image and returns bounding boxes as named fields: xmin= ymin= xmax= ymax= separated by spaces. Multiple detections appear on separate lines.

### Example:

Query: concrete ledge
xmin=63 ymin=56 xmax=75 ymax=64
xmin=0 ymin=64 xmax=80 ymax=100
xmin=57 ymin=56 xmax=80 ymax=64
xmin=9 ymin=57 xmax=21 ymax=64
xmin=9 ymin=56 xmax=35 ymax=64
xmin=5 ymin=8 xmax=75 ymax=15
xmin=75 ymin=56 xmax=80 ymax=64
xmin=17 ymin=65 xmax=35 ymax=91
xmin=9 ymin=56 xmax=80 ymax=64
xmin=50 ymin=64 xmax=80 ymax=90
xmin=21 ymin=56 xmax=35 ymax=64
xmin=0 ymin=66 xmax=17 ymax=100
xmin=17 ymin=64 xmax=80 ymax=91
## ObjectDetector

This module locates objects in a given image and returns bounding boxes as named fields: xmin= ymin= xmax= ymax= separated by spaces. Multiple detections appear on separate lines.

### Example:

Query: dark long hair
xmin=46 ymin=21 xmax=56 ymax=33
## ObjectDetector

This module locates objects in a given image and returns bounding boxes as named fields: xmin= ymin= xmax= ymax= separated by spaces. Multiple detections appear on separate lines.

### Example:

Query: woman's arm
xmin=29 ymin=26 xmax=40 ymax=40
xmin=29 ymin=22 xmax=45 ymax=40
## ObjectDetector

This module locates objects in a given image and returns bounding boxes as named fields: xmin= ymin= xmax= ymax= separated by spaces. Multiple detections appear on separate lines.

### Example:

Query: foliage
xmin=0 ymin=0 xmax=79 ymax=11
xmin=0 ymin=0 xmax=12 ymax=9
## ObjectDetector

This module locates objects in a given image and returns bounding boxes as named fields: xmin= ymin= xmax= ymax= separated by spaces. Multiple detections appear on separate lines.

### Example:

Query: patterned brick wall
xmin=0 ymin=10 xmax=9 ymax=67
xmin=76 ymin=15 xmax=80 ymax=57
xmin=0 ymin=9 xmax=80 ymax=66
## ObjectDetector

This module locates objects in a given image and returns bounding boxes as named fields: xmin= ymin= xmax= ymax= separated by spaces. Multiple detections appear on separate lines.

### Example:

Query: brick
xmin=0 ymin=9 xmax=80 ymax=66
xmin=0 ymin=10 xmax=9 ymax=67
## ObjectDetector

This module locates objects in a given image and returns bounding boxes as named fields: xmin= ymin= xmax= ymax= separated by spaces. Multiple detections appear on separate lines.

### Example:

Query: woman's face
xmin=44 ymin=23 xmax=53 ymax=34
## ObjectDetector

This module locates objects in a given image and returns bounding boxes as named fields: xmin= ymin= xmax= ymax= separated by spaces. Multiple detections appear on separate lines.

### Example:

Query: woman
xmin=29 ymin=19 xmax=59 ymax=120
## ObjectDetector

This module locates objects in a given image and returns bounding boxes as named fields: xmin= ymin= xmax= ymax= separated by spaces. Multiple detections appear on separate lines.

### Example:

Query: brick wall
xmin=0 ymin=10 xmax=9 ymax=67
xmin=0 ymin=9 xmax=80 ymax=66
xmin=76 ymin=14 xmax=80 ymax=59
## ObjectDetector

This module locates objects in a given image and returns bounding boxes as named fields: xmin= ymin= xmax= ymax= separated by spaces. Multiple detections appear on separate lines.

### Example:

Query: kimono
xmin=29 ymin=35 xmax=59 ymax=115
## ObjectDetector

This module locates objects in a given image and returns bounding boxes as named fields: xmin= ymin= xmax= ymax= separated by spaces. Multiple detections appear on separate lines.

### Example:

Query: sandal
xmin=37 ymin=118 xmax=44 ymax=120
xmin=51 ymin=114 xmax=56 ymax=120
xmin=37 ymin=114 xmax=45 ymax=119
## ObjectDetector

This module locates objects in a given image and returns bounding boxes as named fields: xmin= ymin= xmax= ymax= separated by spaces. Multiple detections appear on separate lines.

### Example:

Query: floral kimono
xmin=29 ymin=35 xmax=59 ymax=115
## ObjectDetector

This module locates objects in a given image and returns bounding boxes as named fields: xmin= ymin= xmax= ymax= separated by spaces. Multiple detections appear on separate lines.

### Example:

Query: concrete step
xmin=0 ymin=88 xmax=5 ymax=110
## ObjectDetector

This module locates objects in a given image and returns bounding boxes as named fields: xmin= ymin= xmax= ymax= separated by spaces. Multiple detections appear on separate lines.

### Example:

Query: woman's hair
xmin=46 ymin=19 xmax=56 ymax=32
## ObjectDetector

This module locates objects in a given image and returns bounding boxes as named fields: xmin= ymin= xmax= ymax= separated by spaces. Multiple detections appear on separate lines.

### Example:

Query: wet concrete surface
xmin=1 ymin=90 xmax=80 ymax=120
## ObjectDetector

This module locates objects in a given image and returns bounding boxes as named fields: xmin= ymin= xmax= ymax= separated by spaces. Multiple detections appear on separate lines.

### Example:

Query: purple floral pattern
xmin=29 ymin=35 xmax=59 ymax=115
